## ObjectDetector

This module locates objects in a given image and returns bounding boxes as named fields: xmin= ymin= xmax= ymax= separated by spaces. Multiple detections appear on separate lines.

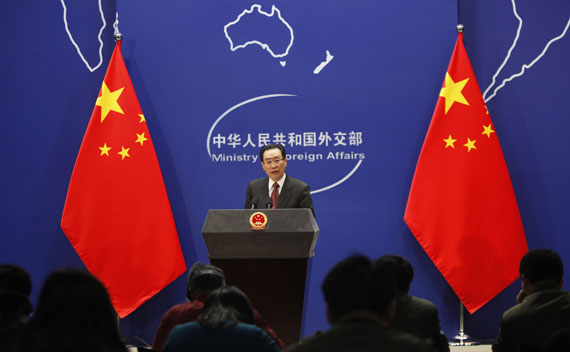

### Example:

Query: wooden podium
xmin=202 ymin=209 xmax=319 ymax=346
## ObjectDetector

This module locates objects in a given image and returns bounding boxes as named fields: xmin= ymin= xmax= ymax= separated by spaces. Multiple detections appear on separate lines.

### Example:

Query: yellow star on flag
xmin=136 ymin=132 xmax=149 ymax=146
xmin=118 ymin=146 xmax=130 ymax=160
xmin=482 ymin=124 xmax=495 ymax=138
xmin=443 ymin=134 xmax=457 ymax=148
xmin=96 ymin=82 xmax=124 ymax=123
xmin=99 ymin=143 xmax=111 ymax=156
xmin=139 ymin=114 xmax=146 ymax=123
xmin=464 ymin=138 xmax=477 ymax=152
xmin=440 ymin=72 xmax=470 ymax=114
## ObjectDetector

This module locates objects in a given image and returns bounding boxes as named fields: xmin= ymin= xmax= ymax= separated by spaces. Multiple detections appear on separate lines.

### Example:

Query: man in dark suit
xmin=286 ymin=255 xmax=435 ymax=352
xmin=375 ymin=255 xmax=449 ymax=352
xmin=245 ymin=144 xmax=314 ymax=216
xmin=492 ymin=249 xmax=570 ymax=352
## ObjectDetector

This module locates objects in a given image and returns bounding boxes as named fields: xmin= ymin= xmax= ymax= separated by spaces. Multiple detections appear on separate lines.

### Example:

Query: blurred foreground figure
xmin=0 ymin=264 xmax=33 ymax=352
xmin=164 ymin=286 xmax=280 ymax=352
xmin=0 ymin=264 xmax=32 ymax=329
xmin=493 ymin=249 xmax=570 ymax=352
xmin=153 ymin=262 xmax=283 ymax=350
xmin=286 ymin=255 xmax=435 ymax=352
xmin=376 ymin=255 xmax=449 ymax=352
xmin=20 ymin=268 xmax=127 ymax=352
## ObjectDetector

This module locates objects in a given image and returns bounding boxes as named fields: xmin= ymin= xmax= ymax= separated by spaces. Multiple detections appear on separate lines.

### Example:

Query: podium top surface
xmin=202 ymin=208 xmax=318 ymax=234
xmin=202 ymin=209 xmax=319 ymax=259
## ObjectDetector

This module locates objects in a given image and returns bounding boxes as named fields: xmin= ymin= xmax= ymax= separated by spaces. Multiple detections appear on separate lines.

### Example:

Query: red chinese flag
xmin=404 ymin=33 xmax=528 ymax=313
xmin=61 ymin=41 xmax=186 ymax=317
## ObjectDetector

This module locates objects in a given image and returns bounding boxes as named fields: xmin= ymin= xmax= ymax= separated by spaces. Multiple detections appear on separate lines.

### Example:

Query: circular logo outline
xmin=249 ymin=211 xmax=268 ymax=230
xmin=207 ymin=94 xmax=363 ymax=194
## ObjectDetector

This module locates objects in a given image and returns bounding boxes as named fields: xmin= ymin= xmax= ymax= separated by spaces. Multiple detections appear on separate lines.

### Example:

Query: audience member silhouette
xmin=163 ymin=286 xmax=280 ymax=352
xmin=13 ymin=251 xmax=570 ymax=352
xmin=285 ymin=254 xmax=435 ymax=352
xmin=19 ymin=268 xmax=127 ymax=352
xmin=0 ymin=264 xmax=33 ymax=352
xmin=492 ymin=249 xmax=570 ymax=352
xmin=152 ymin=262 xmax=283 ymax=350
xmin=375 ymin=255 xmax=449 ymax=352
xmin=0 ymin=264 xmax=32 ymax=329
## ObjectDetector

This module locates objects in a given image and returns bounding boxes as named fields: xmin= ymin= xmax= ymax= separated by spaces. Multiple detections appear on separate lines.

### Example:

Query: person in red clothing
xmin=152 ymin=262 xmax=284 ymax=351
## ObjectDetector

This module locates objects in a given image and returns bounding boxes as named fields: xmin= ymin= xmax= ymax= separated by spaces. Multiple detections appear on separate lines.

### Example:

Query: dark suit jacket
xmin=492 ymin=283 xmax=570 ymax=352
xmin=245 ymin=174 xmax=314 ymax=217
xmin=390 ymin=294 xmax=449 ymax=352
xmin=285 ymin=311 xmax=436 ymax=352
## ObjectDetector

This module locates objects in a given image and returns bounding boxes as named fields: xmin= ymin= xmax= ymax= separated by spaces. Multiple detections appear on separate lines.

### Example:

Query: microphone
xmin=265 ymin=197 xmax=273 ymax=209
xmin=250 ymin=197 xmax=258 ymax=209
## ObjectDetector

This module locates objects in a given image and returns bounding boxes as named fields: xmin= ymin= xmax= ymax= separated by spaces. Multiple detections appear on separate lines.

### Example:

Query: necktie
xmin=271 ymin=182 xmax=279 ymax=209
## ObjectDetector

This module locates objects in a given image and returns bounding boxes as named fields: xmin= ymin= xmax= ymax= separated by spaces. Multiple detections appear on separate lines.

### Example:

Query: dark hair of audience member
xmin=0 ymin=264 xmax=33 ymax=326
xmin=197 ymin=286 xmax=255 ymax=329
xmin=375 ymin=254 xmax=414 ymax=293
xmin=24 ymin=268 xmax=126 ymax=352
xmin=519 ymin=249 xmax=564 ymax=284
xmin=186 ymin=262 xmax=226 ymax=301
xmin=322 ymin=254 xmax=396 ymax=321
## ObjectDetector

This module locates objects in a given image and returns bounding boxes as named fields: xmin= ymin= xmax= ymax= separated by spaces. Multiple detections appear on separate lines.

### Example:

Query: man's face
xmin=261 ymin=147 xmax=287 ymax=182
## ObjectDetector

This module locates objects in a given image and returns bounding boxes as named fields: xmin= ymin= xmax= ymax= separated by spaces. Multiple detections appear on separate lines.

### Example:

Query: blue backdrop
xmin=2 ymin=0 xmax=570 ymax=344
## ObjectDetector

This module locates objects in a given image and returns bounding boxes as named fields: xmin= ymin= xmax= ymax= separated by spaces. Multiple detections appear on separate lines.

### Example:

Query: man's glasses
xmin=263 ymin=159 xmax=284 ymax=166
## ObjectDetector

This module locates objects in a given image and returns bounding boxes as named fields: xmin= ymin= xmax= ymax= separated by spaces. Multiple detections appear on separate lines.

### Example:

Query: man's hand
xmin=516 ymin=289 xmax=526 ymax=303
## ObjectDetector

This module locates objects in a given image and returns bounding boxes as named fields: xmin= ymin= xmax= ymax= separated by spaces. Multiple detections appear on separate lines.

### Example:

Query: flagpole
xmin=446 ymin=22 xmax=476 ymax=347
xmin=456 ymin=23 xmax=464 ymax=34
xmin=450 ymin=301 xmax=476 ymax=346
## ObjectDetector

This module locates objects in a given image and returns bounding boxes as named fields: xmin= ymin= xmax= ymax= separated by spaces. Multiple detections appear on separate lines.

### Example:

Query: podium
xmin=202 ymin=209 xmax=319 ymax=346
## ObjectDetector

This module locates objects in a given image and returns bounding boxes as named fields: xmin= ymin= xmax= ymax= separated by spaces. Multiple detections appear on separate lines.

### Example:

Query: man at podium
xmin=245 ymin=144 xmax=315 ymax=217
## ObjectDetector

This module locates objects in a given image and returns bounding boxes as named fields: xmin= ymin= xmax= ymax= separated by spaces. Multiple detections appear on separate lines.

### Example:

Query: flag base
xmin=450 ymin=331 xmax=478 ymax=346
xmin=449 ymin=302 xmax=479 ymax=346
